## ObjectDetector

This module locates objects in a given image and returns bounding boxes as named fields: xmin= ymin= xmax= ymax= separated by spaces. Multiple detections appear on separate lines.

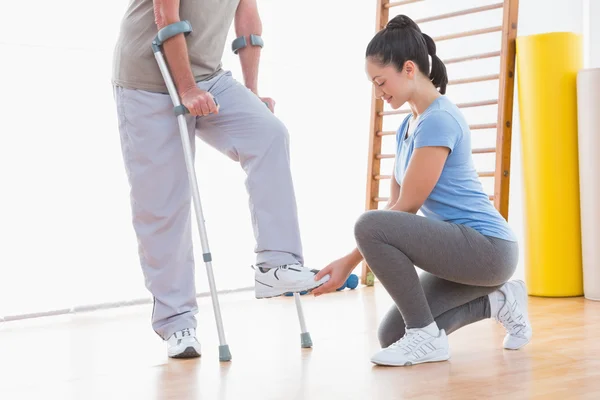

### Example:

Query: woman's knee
xmin=486 ymin=239 xmax=520 ymax=286
xmin=354 ymin=209 xmax=415 ymax=247
xmin=354 ymin=210 xmax=386 ymax=244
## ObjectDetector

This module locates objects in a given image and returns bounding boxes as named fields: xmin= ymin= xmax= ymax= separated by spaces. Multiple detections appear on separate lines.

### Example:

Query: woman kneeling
xmin=312 ymin=14 xmax=532 ymax=367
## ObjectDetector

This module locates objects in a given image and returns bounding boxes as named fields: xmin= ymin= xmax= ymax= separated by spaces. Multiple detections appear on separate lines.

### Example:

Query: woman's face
xmin=365 ymin=57 xmax=416 ymax=110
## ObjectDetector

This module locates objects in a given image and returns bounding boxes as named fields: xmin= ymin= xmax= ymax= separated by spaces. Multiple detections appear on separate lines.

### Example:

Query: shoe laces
xmin=388 ymin=329 xmax=429 ymax=354
xmin=252 ymin=263 xmax=300 ymax=272
xmin=170 ymin=328 xmax=197 ymax=343
xmin=497 ymin=301 xmax=527 ymax=337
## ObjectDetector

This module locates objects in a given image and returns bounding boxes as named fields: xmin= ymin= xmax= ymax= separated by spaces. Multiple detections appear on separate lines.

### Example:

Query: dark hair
xmin=366 ymin=15 xmax=448 ymax=94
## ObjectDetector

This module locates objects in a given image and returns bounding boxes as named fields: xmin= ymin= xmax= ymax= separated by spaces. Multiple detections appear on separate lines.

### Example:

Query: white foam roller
xmin=577 ymin=68 xmax=600 ymax=301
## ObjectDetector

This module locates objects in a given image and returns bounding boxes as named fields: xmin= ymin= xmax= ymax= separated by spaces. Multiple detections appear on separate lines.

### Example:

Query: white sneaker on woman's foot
xmin=493 ymin=280 xmax=532 ymax=350
xmin=370 ymin=327 xmax=450 ymax=367
xmin=166 ymin=328 xmax=201 ymax=358
xmin=254 ymin=264 xmax=330 ymax=298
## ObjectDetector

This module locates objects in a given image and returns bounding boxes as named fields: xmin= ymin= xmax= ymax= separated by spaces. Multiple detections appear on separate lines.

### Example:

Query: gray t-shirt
xmin=112 ymin=0 xmax=240 ymax=93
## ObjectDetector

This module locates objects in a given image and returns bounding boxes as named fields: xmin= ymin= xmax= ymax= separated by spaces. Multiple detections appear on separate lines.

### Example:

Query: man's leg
xmin=114 ymin=86 xmax=201 ymax=356
xmin=193 ymin=71 xmax=329 ymax=297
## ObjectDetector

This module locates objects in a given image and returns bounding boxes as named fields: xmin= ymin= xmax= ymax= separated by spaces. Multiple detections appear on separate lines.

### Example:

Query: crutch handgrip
xmin=151 ymin=20 xmax=220 ymax=117
xmin=174 ymin=97 xmax=220 ymax=116
xmin=151 ymin=20 xmax=193 ymax=52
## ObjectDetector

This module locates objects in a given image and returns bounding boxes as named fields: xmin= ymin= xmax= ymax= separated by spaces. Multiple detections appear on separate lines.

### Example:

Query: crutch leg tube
xmin=151 ymin=20 xmax=231 ymax=362
xmin=294 ymin=293 xmax=312 ymax=348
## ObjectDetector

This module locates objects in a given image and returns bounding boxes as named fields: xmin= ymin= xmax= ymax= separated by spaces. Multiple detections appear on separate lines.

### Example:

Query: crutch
xmin=295 ymin=293 xmax=312 ymax=348
xmin=151 ymin=21 xmax=231 ymax=362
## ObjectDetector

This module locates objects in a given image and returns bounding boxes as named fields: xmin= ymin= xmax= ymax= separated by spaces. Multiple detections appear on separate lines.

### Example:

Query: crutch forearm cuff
xmin=152 ymin=20 xmax=193 ymax=52
xmin=232 ymin=34 xmax=264 ymax=54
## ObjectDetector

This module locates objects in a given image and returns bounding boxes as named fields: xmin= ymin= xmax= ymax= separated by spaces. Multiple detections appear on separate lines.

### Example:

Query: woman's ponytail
xmin=422 ymin=33 xmax=448 ymax=94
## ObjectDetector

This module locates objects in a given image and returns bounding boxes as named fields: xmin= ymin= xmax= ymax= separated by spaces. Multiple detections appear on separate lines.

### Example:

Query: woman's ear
xmin=403 ymin=60 xmax=416 ymax=79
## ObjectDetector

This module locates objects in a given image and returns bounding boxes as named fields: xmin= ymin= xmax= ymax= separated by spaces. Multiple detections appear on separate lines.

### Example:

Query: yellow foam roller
xmin=516 ymin=32 xmax=584 ymax=297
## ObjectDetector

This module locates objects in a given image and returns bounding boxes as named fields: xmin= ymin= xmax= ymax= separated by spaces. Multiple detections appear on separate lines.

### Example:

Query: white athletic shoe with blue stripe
xmin=166 ymin=328 xmax=201 ymax=358
xmin=254 ymin=263 xmax=330 ymax=298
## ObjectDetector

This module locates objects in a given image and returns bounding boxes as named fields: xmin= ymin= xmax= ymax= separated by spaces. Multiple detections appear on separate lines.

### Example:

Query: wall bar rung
xmin=386 ymin=0 xmax=424 ymax=9
xmin=443 ymin=51 xmax=501 ymax=65
xmin=472 ymin=147 xmax=496 ymax=154
xmin=434 ymin=26 xmax=502 ymax=42
xmin=448 ymin=74 xmax=500 ymax=86
xmin=415 ymin=3 xmax=504 ymax=24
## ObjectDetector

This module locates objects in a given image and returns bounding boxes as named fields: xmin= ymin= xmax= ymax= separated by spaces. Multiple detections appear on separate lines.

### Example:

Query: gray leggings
xmin=354 ymin=210 xmax=519 ymax=347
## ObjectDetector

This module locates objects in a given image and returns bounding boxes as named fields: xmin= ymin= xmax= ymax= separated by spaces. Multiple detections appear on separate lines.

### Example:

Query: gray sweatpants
xmin=354 ymin=210 xmax=518 ymax=347
xmin=113 ymin=70 xmax=303 ymax=339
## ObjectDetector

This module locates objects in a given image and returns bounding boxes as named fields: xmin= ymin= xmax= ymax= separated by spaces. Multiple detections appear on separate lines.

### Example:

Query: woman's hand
xmin=312 ymin=255 xmax=358 ymax=297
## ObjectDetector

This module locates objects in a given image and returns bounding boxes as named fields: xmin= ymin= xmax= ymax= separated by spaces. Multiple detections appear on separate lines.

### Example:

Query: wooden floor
xmin=1 ymin=283 xmax=599 ymax=400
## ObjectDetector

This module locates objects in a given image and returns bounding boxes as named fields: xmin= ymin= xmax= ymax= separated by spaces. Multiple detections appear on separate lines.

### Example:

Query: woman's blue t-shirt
xmin=394 ymin=95 xmax=516 ymax=242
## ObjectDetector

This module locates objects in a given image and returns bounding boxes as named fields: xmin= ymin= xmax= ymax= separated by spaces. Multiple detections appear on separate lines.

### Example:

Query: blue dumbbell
xmin=337 ymin=274 xmax=359 ymax=291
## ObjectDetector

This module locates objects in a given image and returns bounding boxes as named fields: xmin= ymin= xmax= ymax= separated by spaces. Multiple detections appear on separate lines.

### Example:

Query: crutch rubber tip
xmin=300 ymin=332 xmax=313 ymax=348
xmin=219 ymin=345 xmax=232 ymax=362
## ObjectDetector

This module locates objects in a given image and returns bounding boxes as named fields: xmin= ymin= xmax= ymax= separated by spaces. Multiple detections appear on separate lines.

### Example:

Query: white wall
xmin=0 ymin=0 xmax=591 ymax=318
xmin=585 ymin=0 xmax=600 ymax=68
xmin=0 ymin=0 xmax=378 ymax=318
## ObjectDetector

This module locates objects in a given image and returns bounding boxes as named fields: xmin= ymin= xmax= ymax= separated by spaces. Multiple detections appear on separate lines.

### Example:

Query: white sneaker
xmin=166 ymin=328 xmax=201 ymax=358
xmin=254 ymin=263 xmax=330 ymax=299
xmin=370 ymin=327 xmax=450 ymax=367
xmin=495 ymin=280 xmax=532 ymax=350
